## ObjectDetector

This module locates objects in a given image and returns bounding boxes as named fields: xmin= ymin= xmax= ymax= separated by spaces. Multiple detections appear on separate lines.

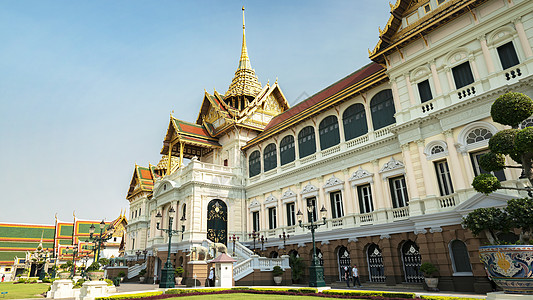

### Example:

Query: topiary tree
xmin=473 ymin=92 xmax=533 ymax=195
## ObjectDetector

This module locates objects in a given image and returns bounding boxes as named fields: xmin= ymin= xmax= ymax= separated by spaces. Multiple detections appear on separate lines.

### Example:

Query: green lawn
xmin=169 ymin=294 xmax=321 ymax=300
xmin=0 ymin=282 xmax=50 ymax=299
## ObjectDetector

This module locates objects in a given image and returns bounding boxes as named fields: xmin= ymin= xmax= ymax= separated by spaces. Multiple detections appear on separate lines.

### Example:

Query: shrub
xmin=420 ymin=262 xmax=438 ymax=277
xmin=272 ymin=265 xmax=284 ymax=276
xmin=73 ymin=278 xmax=86 ymax=288
xmin=420 ymin=296 xmax=481 ymax=300
xmin=139 ymin=268 xmax=146 ymax=276
xmin=489 ymin=129 xmax=518 ymax=154
xmin=86 ymin=261 xmax=101 ymax=272
xmin=479 ymin=151 xmax=505 ymax=172
xmin=117 ymin=271 xmax=126 ymax=278
xmin=472 ymin=173 xmax=501 ymax=194
xmin=289 ymin=254 xmax=305 ymax=282
xmin=174 ymin=267 xmax=184 ymax=277
xmin=95 ymin=291 xmax=163 ymax=300
xmin=491 ymin=92 xmax=533 ymax=127
xmin=105 ymin=278 xmax=114 ymax=286
xmin=322 ymin=290 xmax=416 ymax=298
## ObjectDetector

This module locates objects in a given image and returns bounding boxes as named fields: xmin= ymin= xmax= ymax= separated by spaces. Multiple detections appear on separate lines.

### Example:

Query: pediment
xmin=301 ymin=183 xmax=318 ymax=194
xmin=455 ymin=192 xmax=516 ymax=216
xmin=264 ymin=195 xmax=278 ymax=204
xmin=349 ymin=167 xmax=373 ymax=181
xmin=249 ymin=199 xmax=261 ymax=209
xmin=380 ymin=157 xmax=404 ymax=173
xmin=281 ymin=189 xmax=296 ymax=200
xmin=237 ymin=83 xmax=289 ymax=124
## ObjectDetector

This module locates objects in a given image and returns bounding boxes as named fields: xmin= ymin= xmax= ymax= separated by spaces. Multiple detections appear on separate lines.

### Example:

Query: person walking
xmin=352 ymin=264 xmax=362 ymax=288
xmin=208 ymin=267 xmax=215 ymax=287
xmin=1 ymin=274 xmax=4 ymax=282
xmin=343 ymin=266 xmax=350 ymax=288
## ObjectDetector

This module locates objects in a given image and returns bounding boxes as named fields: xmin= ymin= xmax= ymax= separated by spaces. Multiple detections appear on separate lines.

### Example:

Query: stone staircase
xmin=230 ymin=240 xmax=290 ymax=281
xmin=127 ymin=262 xmax=147 ymax=280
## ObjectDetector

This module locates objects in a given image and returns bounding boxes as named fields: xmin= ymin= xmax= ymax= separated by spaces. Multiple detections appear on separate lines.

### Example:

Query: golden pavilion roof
xmin=224 ymin=7 xmax=262 ymax=100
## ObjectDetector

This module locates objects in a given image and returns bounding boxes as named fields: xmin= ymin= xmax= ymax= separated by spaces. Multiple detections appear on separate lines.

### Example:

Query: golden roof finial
xmin=275 ymin=77 xmax=278 ymax=84
xmin=224 ymin=6 xmax=262 ymax=100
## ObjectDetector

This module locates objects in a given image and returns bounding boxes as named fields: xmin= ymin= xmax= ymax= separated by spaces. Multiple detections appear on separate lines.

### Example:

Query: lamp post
xmin=136 ymin=250 xmax=141 ymax=261
xmin=143 ymin=249 xmax=148 ymax=261
xmin=67 ymin=244 xmax=79 ymax=278
xmin=248 ymin=231 xmax=259 ymax=254
xmin=80 ymin=253 xmax=89 ymax=279
xmin=259 ymin=235 xmax=267 ymax=255
xmin=156 ymin=207 xmax=186 ymax=289
xmin=279 ymin=232 xmax=290 ymax=254
xmin=229 ymin=234 xmax=240 ymax=256
xmin=88 ymin=220 xmax=114 ymax=262
xmin=297 ymin=203 xmax=327 ymax=287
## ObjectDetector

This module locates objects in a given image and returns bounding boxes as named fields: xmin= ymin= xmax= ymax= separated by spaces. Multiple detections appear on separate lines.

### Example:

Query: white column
xmin=278 ymin=190 xmax=285 ymax=227
xmin=404 ymin=74 xmax=417 ymax=105
xmin=430 ymin=60 xmax=442 ymax=96
xmin=479 ymin=36 xmax=495 ymax=74
xmin=469 ymin=55 xmax=481 ymax=81
xmin=416 ymin=140 xmax=436 ymax=197
xmin=365 ymin=101 xmax=374 ymax=132
xmin=342 ymin=169 xmax=354 ymax=214
xmin=314 ymin=126 xmax=321 ymax=153
xmin=444 ymin=130 xmax=467 ymax=190
xmin=401 ymin=143 xmax=420 ymax=200
xmin=459 ymin=147 xmax=475 ymax=185
xmin=372 ymin=160 xmax=386 ymax=209
xmin=514 ymin=18 xmax=533 ymax=58
xmin=338 ymin=114 xmax=346 ymax=143
xmin=390 ymin=79 xmax=402 ymax=111
xmin=318 ymin=177 xmax=330 ymax=216
xmin=445 ymin=67 xmax=455 ymax=91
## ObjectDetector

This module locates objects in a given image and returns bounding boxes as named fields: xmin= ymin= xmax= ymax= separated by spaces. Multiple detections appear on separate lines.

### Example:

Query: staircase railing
xmin=127 ymin=262 xmax=147 ymax=279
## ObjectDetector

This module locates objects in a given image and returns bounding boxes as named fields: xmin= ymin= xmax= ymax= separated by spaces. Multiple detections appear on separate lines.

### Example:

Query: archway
xmin=337 ymin=246 xmax=351 ymax=281
xmin=207 ymin=199 xmax=228 ymax=245
xmin=367 ymin=244 xmax=385 ymax=282
xmin=401 ymin=240 xmax=424 ymax=283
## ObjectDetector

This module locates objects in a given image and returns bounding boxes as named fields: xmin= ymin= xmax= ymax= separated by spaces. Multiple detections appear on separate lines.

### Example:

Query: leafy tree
xmin=289 ymin=254 xmax=305 ymax=282
xmin=463 ymin=92 xmax=533 ymax=245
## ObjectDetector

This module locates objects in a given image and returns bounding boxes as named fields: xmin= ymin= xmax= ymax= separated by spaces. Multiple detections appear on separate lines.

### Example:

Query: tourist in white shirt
xmin=352 ymin=264 xmax=362 ymax=287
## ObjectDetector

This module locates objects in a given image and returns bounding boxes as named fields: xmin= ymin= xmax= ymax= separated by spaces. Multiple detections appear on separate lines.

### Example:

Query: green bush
xmin=479 ymin=151 xmax=505 ymax=172
xmin=105 ymin=278 xmax=114 ymax=286
xmin=231 ymin=287 xmax=251 ymax=290
xmin=515 ymin=127 xmax=533 ymax=152
xmin=175 ymin=266 xmax=184 ymax=276
xmin=165 ymin=288 xmax=226 ymax=294
xmin=17 ymin=278 xmax=27 ymax=283
xmin=420 ymin=296 xmax=481 ymax=300
xmin=289 ymin=254 xmax=305 ymax=282
xmin=73 ymin=278 xmax=86 ymax=288
xmin=472 ymin=173 xmax=501 ymax=194
xmin=117 ymin=271 xmax=126 ymax=278
xmin=139 ymin=268 xmax=146 ymax=276
xmin=272 ymin=265 xmax=284 ymax=276
xmin=86 ymin=261 xmax=101 ymax=272
xmin=491 ymin=92 xmax=533 ymax=127
xmin=489 ymin=129 xmax=518 ymax=154
xmin=420 ymin=262 xmax=438 ymax=277
xmin=95 ymin=291 xmax=163 ymax=300
xmin=322 ymin=290 xmax=415 ymax=298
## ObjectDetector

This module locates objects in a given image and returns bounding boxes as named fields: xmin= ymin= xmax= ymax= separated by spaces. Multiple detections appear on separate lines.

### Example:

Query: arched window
xmin=520 ymin=115 xmax=533 ymax=129
xmin=263 ymin=143 xmax=277 ymax=172
xmin=249 ymin=150 xmax=261 ymax=177
xmin=269 ymin=251 xmax=279 ymax=258
xmin=298 ymin=126 xmax=316 ymax=158
xmin=337 ymin=246 xmax=351 ymax=281
xmin=370 ymin=89 xmax=395 ymax=130
xmin=401 ymin=241 xmax=424 ymax=283
xmin=280 ymin=135 xmax=295 ymax=165
xmin=466 ymin=128 xmax=493 ymax=144
xmin=343 ymin=104 xmax=368 ymax=140
xmin=319 ymin=115 xmax=340 ymax=150
xmin=182 ymin=204 xmax=186 ymax=219
xmin=449 ymin=240 xmax=472 ymax=274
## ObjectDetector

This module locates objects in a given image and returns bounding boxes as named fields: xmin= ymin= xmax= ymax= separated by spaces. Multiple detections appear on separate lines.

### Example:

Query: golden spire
xmin=224 ymin=6 xmax=262 ymax=101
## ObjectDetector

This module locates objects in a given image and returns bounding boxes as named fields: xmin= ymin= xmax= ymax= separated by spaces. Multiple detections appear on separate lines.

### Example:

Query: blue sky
xmin=0 ymin=0 xmax=391 ymax=224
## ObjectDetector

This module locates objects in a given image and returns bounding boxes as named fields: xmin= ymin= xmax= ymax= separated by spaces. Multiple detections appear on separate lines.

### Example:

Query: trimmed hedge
xmin=323 ymin=290 xmax=416 ymax=299
xmin=96 ymin=291 xmax=163 ymax=300
xmin=420 ymin=296 xmax=481 ymax=300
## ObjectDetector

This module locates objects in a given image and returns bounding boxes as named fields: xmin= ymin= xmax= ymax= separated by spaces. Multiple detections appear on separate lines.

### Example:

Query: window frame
xmin=449 ymin=240 xmax=473 ymax=276
xmin=286 ymin=202 xmax=296 ymax=226
xmin=249 ymin=150 xmax=261 ymax=177
xmin=268 ymin=207 xmax=277 ymax=230
xmin=319 ymin=115 xmax=340 ymax=150
xmin=263 ymin=143 xmax=277 ymax=172
xmin=417 ymin=79 xmax=433 ymax=103
xmin=497 ymin=41 xmax=520 ymax=70
xmin=306 ymin=197 xmax=318 ymax=222
xmin=357 ymin=184 xmax=374 ymax=214
xmin=389 ymin=176 xmax=409 ymax=208
xmin=330 ymin=191 xmax=344 ymax=219
xmin=451 ymin=61 xmax=475 ymax=89
xmin=252 ymin=211 xmax=260 ymax=232
xmin=298 ymin=126 xmax=316 ymax=159
xmin=370 ymin=89 xmax=396 ymax=130
xmin=343 ymin=103 xmax=368 ymax=141
xmin=434 ymin=160 xmax=454 ymax=196
xmin=280 ymin=135 xmax=296 ymax=165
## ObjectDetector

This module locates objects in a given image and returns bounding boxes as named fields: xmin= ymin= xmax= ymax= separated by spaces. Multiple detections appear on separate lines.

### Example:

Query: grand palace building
xmin=125 ymin=0 xmax=533 ymax=293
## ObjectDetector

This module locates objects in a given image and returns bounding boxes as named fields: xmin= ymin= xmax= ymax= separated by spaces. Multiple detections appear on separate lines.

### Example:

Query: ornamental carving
xmin=379 ymin=157 xmax=404 ymax=173
xmin=349 ymin=167 xmax=373 ymax=181
xmin=264 ymin=195 xmax=277 ymax=204
xmin=323 ymin=175 xmax=344 ymax=189
xmin=301 ymin=183 xmax=318 ymax=194
xmin=281 ymin=189 xmax=296 ymax=200
xmin=248 ymin=199 xmax=261 ymax=209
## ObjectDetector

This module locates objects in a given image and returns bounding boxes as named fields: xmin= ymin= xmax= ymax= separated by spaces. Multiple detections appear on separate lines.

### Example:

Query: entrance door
xmin=367 ymin=244 xmax=385 ymax=282
xmin=401 ymin=241 xmax=424 ymax=283
xmin=207 ymin=199 xmax=228 ymax=245
xmin=337 ymin=246 xmax=351 ymax=281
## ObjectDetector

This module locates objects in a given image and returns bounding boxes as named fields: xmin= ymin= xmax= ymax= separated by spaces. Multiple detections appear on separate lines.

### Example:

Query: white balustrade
xmin=437 ymin=194 xmax=457 ymax=209
xmin=322 ymin=145 xmax=341 ymax=157
xmin=346 ymin=134 xmax=369 ymax=148
xmin=359 ymin=212 xmax=374 ymax=224
xmin=300 ymin=154 xmax=316 ymax=164
xmin=389 ymin=206 xmax=409 ymax=220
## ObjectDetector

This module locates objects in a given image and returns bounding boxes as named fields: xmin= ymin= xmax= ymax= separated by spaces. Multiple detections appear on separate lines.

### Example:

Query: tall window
xmin=330 ymin=191 xmax=344 ymax=219
xmin=252 ymin=211 xmax=260 ymax=232
xmin=357 ymin=184 xmax=374 ymax=213
xmin=450 ymin=240 xmax=472 ymax=273
xmin=249 ymin=150 xmax=261 ymax=177
xmin=389 ymin=176 xmax=409 ymax=208
xmin=306 ymin=197 xmax=317 ymax=222
xmin=286 ymin=202 xmax=296 ymax=226
xmin=471 ymin=150 xmax=506 ymax=182
xmin=280 ymin=135 xmax=295 ymax=165
xmin=319 ymin=116 xmax=340 ymax=150
xmin=268 ymin=207 xmax=277 ymax=229
xmin=497 ymin=42 xmax=520 ymax=70
xmin=182 ymin=204 xmax=186 ymax=220
xmin=417 ymin=79 xmax=433 ymax=103
xmin=435 ymin=160 xmax=454 ymax=196
xmin=343 ymin=103 xmax=368 ymax=141
xmin=263 ymin=143 xmax=277 ymax=172
xmin=370 ymin=89 xmax=396 ymax=130
xmin=452 ymin=62 xmax=474 ymax=89
xmin=298 ymin=126 xmax=316 ymax=158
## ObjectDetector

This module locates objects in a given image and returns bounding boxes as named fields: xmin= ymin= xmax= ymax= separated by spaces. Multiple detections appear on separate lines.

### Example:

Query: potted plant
xmin=420 ymin=262 xmax=439 ymax=291
xmin=58 ymin=263 xmax=70 ymax=279
xmin=86 ymin=261 xmax=104 ymax=281
xmin=289 ymin=254 xmax=305 ymax=284
xmin=462 ymin=92 xmax=533 ymax=294
xmin=175 ymin=267 xmax=184 ymax=285
xmin=117 ymin=271 xmax=126 ymax=282
xmin=139 ymin=268 xmax=146 ymax=283
xmin=272 ymin=266 xmax=284 ymax=285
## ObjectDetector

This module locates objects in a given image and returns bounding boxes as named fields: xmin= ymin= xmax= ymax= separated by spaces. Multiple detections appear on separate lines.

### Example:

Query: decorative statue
xmin=187 ymin=246 xmax=208 ymax=261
